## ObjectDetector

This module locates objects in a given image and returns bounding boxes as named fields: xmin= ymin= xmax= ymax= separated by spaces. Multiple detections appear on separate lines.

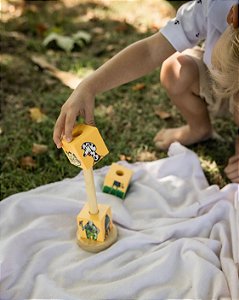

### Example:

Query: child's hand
xmin=53 ymin=84 xmax=95 ymax=148
xmin=52 ymin=32 xmax=175 ymax=149
xmin=224 ymin=154 xmax=239 ymax=183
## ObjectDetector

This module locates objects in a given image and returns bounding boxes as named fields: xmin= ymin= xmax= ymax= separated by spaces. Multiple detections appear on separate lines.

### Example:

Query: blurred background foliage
xmin=0 ymin=0 xmax=236 ymax=199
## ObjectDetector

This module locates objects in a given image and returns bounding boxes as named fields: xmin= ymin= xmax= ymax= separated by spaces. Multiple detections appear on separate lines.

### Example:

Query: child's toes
xmin=154 ymin=140 xmax=169 ymax=150
xmin=153 ymin=129 xmax=165 ymax=142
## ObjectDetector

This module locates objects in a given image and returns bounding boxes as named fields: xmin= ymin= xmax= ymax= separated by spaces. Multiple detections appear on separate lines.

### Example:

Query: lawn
xmin=0 ymin=0 xmax=236 ymax=200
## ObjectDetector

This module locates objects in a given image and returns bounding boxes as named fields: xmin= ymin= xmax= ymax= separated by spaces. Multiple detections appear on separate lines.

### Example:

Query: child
xmin=53 ymin=0 xmax=239 ymax=183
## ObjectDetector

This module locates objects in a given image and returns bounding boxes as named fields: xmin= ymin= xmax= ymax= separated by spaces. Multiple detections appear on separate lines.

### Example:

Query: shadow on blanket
xmin=1 ymin=142 xmax=238 ymax=300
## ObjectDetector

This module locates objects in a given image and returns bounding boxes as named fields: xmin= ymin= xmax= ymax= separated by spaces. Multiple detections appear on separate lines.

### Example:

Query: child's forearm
xmin=53 ymin=33 xmax=175 ymax=147
xmin=78 ymin=32 xmax=175 ymax=96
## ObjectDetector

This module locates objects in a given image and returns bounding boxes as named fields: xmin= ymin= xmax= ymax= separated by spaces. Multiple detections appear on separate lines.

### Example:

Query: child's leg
xmin=154 ymin=52 xmax=213 ymax=150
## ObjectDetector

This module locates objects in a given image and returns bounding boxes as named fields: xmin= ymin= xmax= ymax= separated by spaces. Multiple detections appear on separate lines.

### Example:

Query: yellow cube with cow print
xmin=62 ymin=124 xmax=109 ymax=170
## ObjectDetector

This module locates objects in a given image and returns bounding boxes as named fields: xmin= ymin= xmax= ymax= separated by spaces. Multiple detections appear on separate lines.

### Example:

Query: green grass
xmin=0 ymin=0 xmax=236 ymax=200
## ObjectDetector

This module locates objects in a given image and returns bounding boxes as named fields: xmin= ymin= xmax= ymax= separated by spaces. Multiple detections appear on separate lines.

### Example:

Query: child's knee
xmin=160 ymin=54 xmax=199 ymax=96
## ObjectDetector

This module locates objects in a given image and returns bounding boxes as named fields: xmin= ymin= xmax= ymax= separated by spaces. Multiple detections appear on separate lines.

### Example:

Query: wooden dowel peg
xmin=83 ymin=168 xmax=99 ymax=215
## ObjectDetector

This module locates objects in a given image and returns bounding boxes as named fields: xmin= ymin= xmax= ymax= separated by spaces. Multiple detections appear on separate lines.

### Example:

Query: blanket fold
xmin=1 ymin=142 xmax=238 ymax=300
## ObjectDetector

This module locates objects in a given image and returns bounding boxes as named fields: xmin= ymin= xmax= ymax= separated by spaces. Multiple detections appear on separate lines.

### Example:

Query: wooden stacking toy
xmin=62 ymin=124 xmax=117 ymax=252
xmin=103 ymin=163 xmax=133 ymax=199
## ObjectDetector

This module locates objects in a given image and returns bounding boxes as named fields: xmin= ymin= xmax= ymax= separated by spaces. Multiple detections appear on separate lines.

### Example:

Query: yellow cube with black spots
xmin=77 ymin=203 xmax=113 ymax=242
xmin=103 ymin=163 xmax=133 ymax=199
xmin=62 ymin=124 xmax=109 ymax=170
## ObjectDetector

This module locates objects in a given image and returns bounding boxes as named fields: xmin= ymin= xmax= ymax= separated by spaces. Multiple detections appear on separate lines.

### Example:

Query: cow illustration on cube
xmin=62 ymin=124 xmax=108 ymax=170
xmin=62 ymin=124 xmax=117 ymax=252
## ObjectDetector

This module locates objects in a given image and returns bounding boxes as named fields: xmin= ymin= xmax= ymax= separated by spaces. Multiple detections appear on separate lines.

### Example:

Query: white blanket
xmin=1 ymin=142 xmax=238 ymax=300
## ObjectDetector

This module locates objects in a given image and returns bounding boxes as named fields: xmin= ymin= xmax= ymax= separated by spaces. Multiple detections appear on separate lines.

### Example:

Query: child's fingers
xmin=64 ymin=111 xmax=78 ymax=142
xmin=224 ymin=162 xmax=238 ymax=174
xmin=224 ymin=155 xmax=239 ymax=183
xmin=227 ymin=154 xmax=239 ymax=164
xmin=226 ymin=170 xmax=239 ymax=183
xmin=230 ymin=172 xmax=239 ymax=183
xmin=53 ymin=113 xmax=66 ymax=148
xmin=84 ymin=106 xmax=95 ymax=126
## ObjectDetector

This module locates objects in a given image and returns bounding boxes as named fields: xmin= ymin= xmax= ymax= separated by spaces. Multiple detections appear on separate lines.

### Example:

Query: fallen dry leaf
xmin=106 ymin=44 xmax=115 ymax=52
xmin=36 ymin=23 xmax=48 ymax=37
xmin=115 ymin=22 xmax=130 ymax=33
xmin=106 ymin=105 xmax=115 ymax=117
xmin=20 ymin=156 xmax=37 ymax=169
xmin=136 ymin=150 xmax=156 ymax=162
xmin=31 ymin=55 xmax=84 ymax=89
xmin=199 ymin=157 xmax=219 ymax=173
xmin=32 ymin=143 xmax=48 ymax=155
xmin=132 ymin=83 xmax=146 ymax=91
xmin=154 ymin=105 xmax=171 ymax=119
xmin=96 ymin=104 xmax=115 ymax=118
xmin=31 ymin=55 xmax=57 ymax=72
xmin=92 ymin=27 xmax=104 ymax=35
xmin=119 ymin=154 xmax=132 ymax=161
xmin=29 ymin=107 xmax=47 ymax=123
xmin=1 ymin=30 xmax=27 ymax=41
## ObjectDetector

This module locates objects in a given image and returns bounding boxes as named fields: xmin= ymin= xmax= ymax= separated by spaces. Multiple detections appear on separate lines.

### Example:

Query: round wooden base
xmin=76 ymin=225 xmax=118 ymax=253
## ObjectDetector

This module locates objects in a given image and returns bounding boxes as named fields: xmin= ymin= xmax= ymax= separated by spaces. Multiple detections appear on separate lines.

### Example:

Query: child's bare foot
xmin=154 ymin=125 xmax=212 ymax=150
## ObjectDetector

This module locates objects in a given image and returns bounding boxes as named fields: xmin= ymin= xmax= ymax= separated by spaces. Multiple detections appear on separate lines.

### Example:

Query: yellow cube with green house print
xmin=77 ymin=203 xmax=113 ymax=242
xmin=103 ymin=163 xmax=133 ymax=199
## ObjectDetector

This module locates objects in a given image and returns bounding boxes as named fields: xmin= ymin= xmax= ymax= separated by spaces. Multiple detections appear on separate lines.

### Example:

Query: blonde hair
xmin=210 ymin=26 xmax=239 ymax=98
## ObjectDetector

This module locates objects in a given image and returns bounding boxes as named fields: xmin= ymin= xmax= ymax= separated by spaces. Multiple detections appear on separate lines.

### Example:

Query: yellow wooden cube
xmin=77 ymin=203 xmax=113 ymax=242
xmin=103 ymin=163 xmax=133 ymax=199
xmin=62 ymin=124 xmax=109 ymax=170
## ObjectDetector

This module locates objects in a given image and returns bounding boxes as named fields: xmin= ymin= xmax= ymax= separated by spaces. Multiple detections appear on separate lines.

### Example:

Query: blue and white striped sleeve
xmin=160 ymin=0 xmax=207 ymax=52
